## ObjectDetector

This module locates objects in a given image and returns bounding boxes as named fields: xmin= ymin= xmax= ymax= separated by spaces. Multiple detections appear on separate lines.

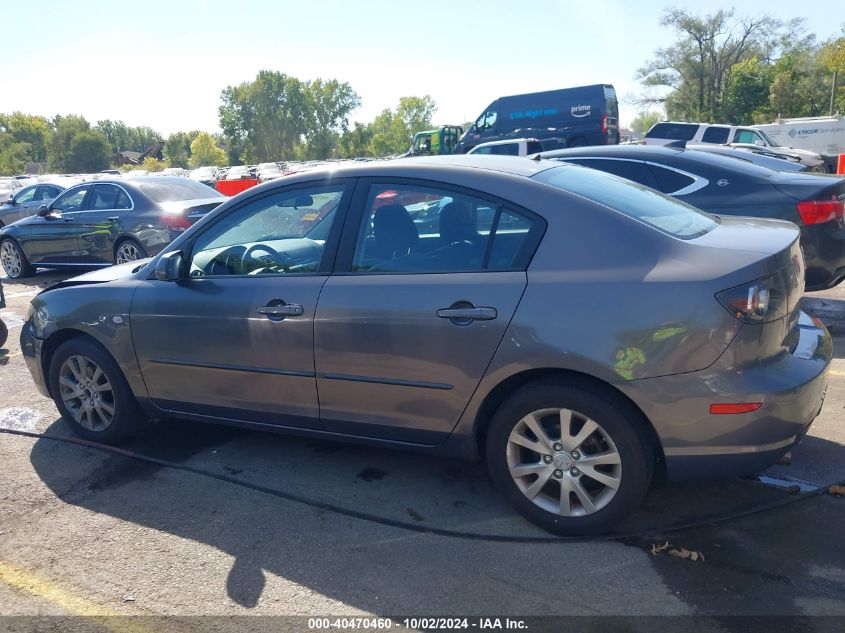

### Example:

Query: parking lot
xmin=0 ymin=268 xmax=843 ymax=627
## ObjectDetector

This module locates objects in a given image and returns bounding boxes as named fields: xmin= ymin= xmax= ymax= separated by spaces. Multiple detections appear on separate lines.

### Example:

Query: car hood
xmin=39 ymin=259 xmax=151 ymax=294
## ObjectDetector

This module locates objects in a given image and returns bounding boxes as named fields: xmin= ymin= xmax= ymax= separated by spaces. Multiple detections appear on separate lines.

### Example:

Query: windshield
xmin=138 ymin=180 xmax=223 ymax=203
xmin=533 ymin=165 xmax=718 ymax=240
xmin=756 ymin=129 xmax=779 ymax=147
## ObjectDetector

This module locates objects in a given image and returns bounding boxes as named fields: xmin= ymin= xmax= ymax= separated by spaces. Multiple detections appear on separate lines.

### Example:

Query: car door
xmin=130 ymin=181 xmax=353 ymax=429
xmin=75 ymin=184 xmax=134 ymax=263
xmin=8 ymin=185 xmax=39 ymax=222
xmin=314 ymin=179 xmax=543 ymax=443
xmin=20 ymin=184 xmax=90 ymax=264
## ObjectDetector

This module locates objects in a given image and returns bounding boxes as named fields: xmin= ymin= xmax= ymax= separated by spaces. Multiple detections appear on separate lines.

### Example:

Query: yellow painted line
xmin=831 ymin=370 xmax=845 ymax=377
xmin=0 ymin=559 xmax=159 ymax=633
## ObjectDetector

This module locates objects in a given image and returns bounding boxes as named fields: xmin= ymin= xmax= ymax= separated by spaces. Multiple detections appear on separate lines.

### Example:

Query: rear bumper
xmin=620 ymin=311 xmax=832 ymax=480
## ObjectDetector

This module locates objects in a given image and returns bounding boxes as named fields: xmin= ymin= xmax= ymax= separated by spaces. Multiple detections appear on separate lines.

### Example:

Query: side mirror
xmin=154 ymin=250 xmax=184 ymax=281
xmin=37 ymin=205 xmax=51 ymax=217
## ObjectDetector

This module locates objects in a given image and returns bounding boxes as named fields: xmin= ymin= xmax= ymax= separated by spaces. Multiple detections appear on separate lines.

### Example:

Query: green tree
xmin=189 ymin=132 xmax=227 ymax=167
xmin=0 ymin=133 xmax=31 ymax=174
xmin=95 ymin=120 xmax=161 ymax=153
xmin=302 ymin=79 xmax=361 ymax=159
xmin=367 ymin=96 xmax=438 ymax=156
xmin=0 ymin=112 xmax=52 ymax=163
xmin=630 ymin=111 xmax=661 ymax=137
xmin=337 ymin=122 xmax=374 ymax=158
xmin=66 ymin=130 xmax=112 ymax=172
xmin=219 ymin=70 xmax=309 ymax=162
xmin=768 ymin=50 xmax=830 ymax=118
xmin=141 ymin=156 xmax=168 ymax=172
xmin=724 ymin=57 xmax=774 ymax=123
xmin=637 ymin=9 xmax=783 ymax=121
xmin=164 ymin=131 xmax=200 ymax=168
xmin=48 ymin=115 xmax=91 ymax=171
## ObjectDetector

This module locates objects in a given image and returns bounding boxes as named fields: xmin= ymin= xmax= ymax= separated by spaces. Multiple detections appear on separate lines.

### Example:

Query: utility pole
xmin=832 ymin=44 xmax=842 ymax=116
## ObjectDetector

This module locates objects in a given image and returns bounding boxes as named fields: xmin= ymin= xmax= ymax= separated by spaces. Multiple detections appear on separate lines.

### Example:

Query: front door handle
xmin=257 ymin=303 xmax=303 ymax=319
xmin=436 ymin=305 xmax=497 ymax=321
xmin=108 ymin=216 xmax=119 ymax=221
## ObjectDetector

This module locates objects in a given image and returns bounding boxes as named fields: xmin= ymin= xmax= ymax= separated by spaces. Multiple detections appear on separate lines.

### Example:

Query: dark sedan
xmin=537 ymin=145 xmax=845 ymax=290
xmin=0 ymin=178 xmax=224 ymax=278
xmin=20 ymin=156 xmax=831 ymax=534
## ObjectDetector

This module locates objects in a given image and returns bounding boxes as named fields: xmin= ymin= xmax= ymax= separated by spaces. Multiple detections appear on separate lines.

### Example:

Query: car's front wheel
xmin=486 ymin=381 xmax=654 ymax=535
xmin=1 ymin=239 xmax=34 ymax=279
xmin=48 ymin=337 xmax=146 ymax=443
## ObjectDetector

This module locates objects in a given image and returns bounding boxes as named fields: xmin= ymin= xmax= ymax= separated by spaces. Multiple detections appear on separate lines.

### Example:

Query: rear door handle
xmin=436 ymin=306 xmax=497 ymax=321
xmin=257 ymin=303 xmax=303 ymax=318
xmin=108 ymin=216 xmax=119 ymax=221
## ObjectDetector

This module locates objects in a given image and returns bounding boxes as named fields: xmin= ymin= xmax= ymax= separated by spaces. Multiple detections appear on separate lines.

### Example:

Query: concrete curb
xmin=800 ymin=297 xmax=845 ymax=334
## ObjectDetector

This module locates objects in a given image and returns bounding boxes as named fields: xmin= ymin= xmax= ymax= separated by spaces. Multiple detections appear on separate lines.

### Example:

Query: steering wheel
xmin=241 ymin=243 xmax=288 ymax=273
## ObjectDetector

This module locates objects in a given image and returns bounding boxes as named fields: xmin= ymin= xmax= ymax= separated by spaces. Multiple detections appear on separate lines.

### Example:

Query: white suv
xmin=644 ymin=122 xmax=826 ymax=171
xmin=467 ymin=138 xmax=543 ymax=157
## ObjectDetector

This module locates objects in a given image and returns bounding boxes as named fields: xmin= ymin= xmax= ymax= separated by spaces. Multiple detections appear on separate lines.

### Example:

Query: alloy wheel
xmin=116 ymin=242 xmax=143 ymax=264
xmin=58 ymin=355 xmax=116 ymax=431
xmin=0 ymin=241 xmax=22 ymax=277
xmin=506 ymin=407 xmax=622 ymax=517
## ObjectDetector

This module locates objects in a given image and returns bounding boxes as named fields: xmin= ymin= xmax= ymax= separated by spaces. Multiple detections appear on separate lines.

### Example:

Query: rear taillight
xmin=159 ymin=214 xmax=191 ymax=232
xmin=601 ymin=113 xmax=608 ymax=135
xmin=796 ymin=197 xmax=844 ymax=225
xmin=716 ymin=273 xmax=788 ymax=323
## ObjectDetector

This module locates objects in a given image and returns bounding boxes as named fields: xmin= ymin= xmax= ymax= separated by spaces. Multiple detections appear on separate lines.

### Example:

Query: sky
xmin=2 ymin=0 xmax=842 ymax=136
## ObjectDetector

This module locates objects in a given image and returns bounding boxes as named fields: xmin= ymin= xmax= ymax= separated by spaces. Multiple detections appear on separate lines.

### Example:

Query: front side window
xmin=188 ymin=185 xmax=346 ymax=277
xmin=476 ymin=110 xmax=498 ymax=132
xmin=351 ymin=184 xmax=537 ymax=273
xmin=36 ymin=186 xmax=62 ymax=200
xmin=14 ymin=187 xmax=37 ymax=204
xmin=51 ymin=186 xmax=91 ymax=213
xmin=733 ymin=129 xmax=762 ymax=145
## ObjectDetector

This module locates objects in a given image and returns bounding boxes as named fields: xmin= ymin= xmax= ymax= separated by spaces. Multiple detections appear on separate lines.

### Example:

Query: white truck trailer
xmin=753 ymin=115 xmax=845 ymax=172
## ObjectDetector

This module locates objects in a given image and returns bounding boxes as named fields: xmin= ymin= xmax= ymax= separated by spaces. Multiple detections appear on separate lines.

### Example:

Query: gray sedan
xmin=0 ymin=182 xmax=65 ymax=227
xmin=19 ymin=156 xmax=831 ymax=534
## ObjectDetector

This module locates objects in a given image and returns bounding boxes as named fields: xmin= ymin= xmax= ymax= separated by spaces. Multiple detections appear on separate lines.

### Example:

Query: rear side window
xmin=350 ymin=184 xmax=541 ymax=273
xmin=701 ymin=127 xmax=730 ymax=144
xmin=491 ymin=144 xmax=520 ymax=156
xmin=647 ymin=165 xmax=697 ymax=194
xmin=563 ymin=158 xmax=659 ymax=189
xmin=526 ymin=140 xmax=543 ymax=154
xmin=646 ymin=123 xmax=697 ymax=141
xmin=533 ymin=165 xmax=718 ymax=239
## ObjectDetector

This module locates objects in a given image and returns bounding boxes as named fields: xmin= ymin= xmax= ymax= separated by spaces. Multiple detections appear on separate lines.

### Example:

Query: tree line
xmin=0 ymin=70 xmax=439 ymax=175
xmin=634 ymin=8 xmax=844 ymax=130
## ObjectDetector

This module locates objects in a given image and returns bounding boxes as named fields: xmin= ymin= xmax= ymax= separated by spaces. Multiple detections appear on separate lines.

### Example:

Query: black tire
xmin=48 ymin=336 xmax=147 ymax=443
xmin=113 ymin=238 xmax=148 ymax=265
xmin=486 ymin=380 xmax=654 ymax=535
xmin=567 ymin=137 xmax=588 ymax=148
xmin=0 ymin=238 xmax=35 ymax=279
xmin=0 ymin=319 xmax=8 ymax=348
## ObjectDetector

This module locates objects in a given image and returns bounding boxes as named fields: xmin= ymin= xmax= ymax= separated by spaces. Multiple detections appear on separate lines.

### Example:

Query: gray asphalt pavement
xmin=1 ymin=269 xmax=844 ymax=627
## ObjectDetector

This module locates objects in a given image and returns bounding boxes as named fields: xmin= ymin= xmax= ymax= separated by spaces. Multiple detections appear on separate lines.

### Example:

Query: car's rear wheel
xmin=486 ymin=382 xmax=653 ymax=535
xmin=1 ymin=239 xmax=34 ymax=279
xmin=0 ymin=319 xmax=8 ymax=348
xmin=114 ymin=239 xmax=147 ymax=264
xmin=48 ymin=337 xmax=146 ymax=443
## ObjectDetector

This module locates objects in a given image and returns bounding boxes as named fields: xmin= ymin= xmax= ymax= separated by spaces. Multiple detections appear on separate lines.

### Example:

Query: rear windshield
xmin=646 ymin=122 xmax=698 ymax=141
xmin=533 ymin=165 xmax=718 ymax=239
xmin=137 ymin=180 xmax=223 ymax=203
